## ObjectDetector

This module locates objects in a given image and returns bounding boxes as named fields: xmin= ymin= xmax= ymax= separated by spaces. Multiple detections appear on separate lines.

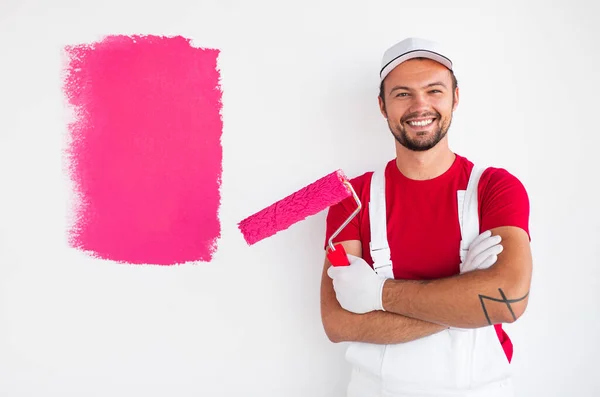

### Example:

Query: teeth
xmin=408 ymin=119 xmax=434 ymax=127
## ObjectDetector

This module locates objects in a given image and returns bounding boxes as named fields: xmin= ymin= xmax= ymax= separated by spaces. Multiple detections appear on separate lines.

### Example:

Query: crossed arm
xmin=320 ymin=226 xmax=532 ymax=343
xmin=320 ymin=239 xmax=447 ymax=344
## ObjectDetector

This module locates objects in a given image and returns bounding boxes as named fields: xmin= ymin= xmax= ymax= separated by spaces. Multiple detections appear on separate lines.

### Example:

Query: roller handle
xmin=327 ymin=243 xmax=350 ymax=266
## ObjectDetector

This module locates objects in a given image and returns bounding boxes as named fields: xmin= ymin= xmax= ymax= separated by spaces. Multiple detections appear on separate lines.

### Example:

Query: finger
xmin=347 ymin=254 xmax=370 ymax=268
xmin=469 ymin=230 xmax=492 ymax=249
xmin=463 ymin=250 xmax=500 ymax=273
xmin=332 ymin=279 xmax=340 ymax=292
xmin=479 ymin=244 xmax=504 ymax=259
xmin=477 ymin=254 xmax=498 ymax=270
xmin=347 ymin=256 xmax=362 ymax=266
xmin=461 ymin=263 xmax=474 ymax=273
xmin=347 ymin=256 xmax=374 ymax=273
xmin=327 ymin=266 xmax=338 ymax=279
xmin=469 ymin=235 xmax=502 ymax=259
xmin=472 ymin=245 xmax=504 ymax=269
xmin=328 ymin=266 xmax=355 ymax=282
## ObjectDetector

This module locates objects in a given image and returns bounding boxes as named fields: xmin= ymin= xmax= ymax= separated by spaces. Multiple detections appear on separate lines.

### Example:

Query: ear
xmin=378 ymin=95 xmax=387 ymax=119
xmin=452 ymin=86 xmax=460 ymax=111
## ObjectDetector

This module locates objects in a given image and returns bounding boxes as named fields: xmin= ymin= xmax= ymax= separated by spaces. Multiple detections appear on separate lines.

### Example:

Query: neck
xmin=394 ymin=138 xmax=455 ymax=180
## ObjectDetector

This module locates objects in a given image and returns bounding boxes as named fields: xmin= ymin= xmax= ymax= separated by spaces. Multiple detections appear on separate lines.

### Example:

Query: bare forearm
xmin=382 ymin=267 xmax=529 ymax=328
xmin=323 ymin=308 xmax=447 ymax=344
xmin=382 ymin=227 xmax=532 ymax=328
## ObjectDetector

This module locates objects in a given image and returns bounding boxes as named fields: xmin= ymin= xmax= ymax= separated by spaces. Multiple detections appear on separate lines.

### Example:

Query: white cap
xmin=380 ymin=37 xmax=453 ymax=82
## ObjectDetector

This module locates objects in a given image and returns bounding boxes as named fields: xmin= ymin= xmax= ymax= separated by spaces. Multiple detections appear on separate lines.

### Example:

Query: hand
xmin=327 ymin=254 xmax=386 ymax=314
xmin=462 ymin=230 xmax=504 ymax=273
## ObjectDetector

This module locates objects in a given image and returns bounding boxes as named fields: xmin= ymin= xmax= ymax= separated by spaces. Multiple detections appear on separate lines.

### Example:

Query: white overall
xmin=345 ymin=164 xmax=514 ymax=397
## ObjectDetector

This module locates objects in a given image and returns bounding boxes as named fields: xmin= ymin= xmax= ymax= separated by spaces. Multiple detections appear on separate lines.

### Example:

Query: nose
xmin=408 ymin=92 xmax=430 ymax=115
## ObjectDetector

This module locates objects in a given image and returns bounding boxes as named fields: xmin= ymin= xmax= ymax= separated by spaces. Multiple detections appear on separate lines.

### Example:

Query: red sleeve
xmin=478 ymin=168 xmax=531 ymax=240
xmin=323 ymin=175 xmax=367 ymax=250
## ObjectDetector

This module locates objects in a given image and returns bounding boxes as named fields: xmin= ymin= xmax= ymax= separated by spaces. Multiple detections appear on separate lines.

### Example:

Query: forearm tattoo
xmin=479 ymin=288 xmax=529 ymax=325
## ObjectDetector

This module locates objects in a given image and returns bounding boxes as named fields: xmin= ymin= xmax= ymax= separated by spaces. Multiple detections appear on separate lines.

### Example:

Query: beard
xmin=388 ymin=110 xmax=452 ymax=152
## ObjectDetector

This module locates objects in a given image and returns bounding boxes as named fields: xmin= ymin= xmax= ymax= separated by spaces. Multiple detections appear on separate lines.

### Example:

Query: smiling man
xmin=321 ymin=38 xmax=532 ymax=397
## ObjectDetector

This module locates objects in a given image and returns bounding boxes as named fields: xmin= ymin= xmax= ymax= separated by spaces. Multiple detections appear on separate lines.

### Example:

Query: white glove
xmin=461 ymin=230 xmax=504 ymax=273
xmin=327 ymin=254 xmax=386 ymax=314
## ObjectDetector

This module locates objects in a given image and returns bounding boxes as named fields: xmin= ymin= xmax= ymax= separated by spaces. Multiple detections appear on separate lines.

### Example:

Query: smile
xmin=407 ymin=118 xmax=435 ymax=127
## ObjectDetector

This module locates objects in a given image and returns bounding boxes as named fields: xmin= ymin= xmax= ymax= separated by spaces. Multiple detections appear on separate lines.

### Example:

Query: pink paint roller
xmin=238 ymin=170 xmax=362 ymax=266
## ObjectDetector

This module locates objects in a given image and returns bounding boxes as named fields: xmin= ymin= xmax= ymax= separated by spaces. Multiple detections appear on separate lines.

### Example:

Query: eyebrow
xmin=389 ymin=81 xmax=448 ymax=95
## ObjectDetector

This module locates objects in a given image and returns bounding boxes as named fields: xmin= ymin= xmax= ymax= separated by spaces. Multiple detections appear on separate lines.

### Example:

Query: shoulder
xmin=346 ymin=170 xmax=372 ymax=192
xmin=331 ymin=159 xmax=395 ymax=214
xmin=479 ymin=166 xmax=528 ymax=198
xmin=474 ymin=165 xmax=531 ymax=239
xmin=345 ymin=159 xmax=395 ymax=194
xmin=477 ymin=165 xmax=531 ymax=227
xmin=454 ymin=154 xmax=528 ymax=195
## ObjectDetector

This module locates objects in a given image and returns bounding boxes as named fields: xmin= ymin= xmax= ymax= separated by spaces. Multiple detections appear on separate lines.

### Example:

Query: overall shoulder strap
xmin=369 ymin=164 xmax=393 ymax=279
xmin=458 ymin=165 xmax=486 ymax=264
xmin=451 ymin=164 xmax=487 ymax=332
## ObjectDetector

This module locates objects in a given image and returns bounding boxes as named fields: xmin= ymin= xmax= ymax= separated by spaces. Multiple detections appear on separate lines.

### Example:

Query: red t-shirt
xmin=325 ymin=154 xmax=530 ymax=275
xmin=324 ymin=153 xmax=530 ymax=361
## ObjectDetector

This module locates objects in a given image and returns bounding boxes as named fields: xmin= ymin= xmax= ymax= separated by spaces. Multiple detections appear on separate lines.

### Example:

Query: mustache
xmin=401 ymin=111 xmax=440 ymax=123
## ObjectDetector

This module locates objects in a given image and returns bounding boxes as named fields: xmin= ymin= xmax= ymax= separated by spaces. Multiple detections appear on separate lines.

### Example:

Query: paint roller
xmin=237 ymin=170 xmax=361 ymax=266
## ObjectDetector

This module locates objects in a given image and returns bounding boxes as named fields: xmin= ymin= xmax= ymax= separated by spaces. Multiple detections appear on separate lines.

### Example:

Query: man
xmin=321 ymin=37 xmax=532 ymax=397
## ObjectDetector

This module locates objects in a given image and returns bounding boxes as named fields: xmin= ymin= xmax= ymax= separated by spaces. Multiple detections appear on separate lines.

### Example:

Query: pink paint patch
xmin=63 ymin=35 xmax=222 ymax=265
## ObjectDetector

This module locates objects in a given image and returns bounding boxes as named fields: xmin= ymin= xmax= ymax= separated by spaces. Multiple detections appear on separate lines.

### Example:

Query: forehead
xmin=385 ymin=58 xmax=452 ymax=88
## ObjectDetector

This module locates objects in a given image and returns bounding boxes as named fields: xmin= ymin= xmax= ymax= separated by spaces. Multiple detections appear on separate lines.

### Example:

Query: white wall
xmin=1 ymin=0 xmax=599 ymax=396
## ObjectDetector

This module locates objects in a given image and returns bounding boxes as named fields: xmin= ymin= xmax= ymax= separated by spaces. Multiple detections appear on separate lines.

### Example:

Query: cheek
xmin=435 ymin=96 xmax=455 ymax=112
xmin=385 ymin=102 xmax=410 ymax=119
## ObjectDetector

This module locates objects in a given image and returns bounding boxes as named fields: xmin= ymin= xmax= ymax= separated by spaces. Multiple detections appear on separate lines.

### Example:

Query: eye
xmin=395 ymin=92 xmax=409 ymax=97
xmin=429 ymin=89 xmax=442 ymax=94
